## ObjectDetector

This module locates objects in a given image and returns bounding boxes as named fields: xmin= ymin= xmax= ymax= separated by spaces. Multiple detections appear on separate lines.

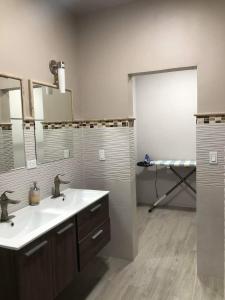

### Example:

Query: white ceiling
xmin=57 ymin=0 xmax=136 ymax=15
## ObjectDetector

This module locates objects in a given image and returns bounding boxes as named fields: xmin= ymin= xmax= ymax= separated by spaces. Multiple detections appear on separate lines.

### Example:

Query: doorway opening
xmin=127 ymin=67 xmax=199 ymax=297
xmin=132 ymin=67 xmax=197 ymax=210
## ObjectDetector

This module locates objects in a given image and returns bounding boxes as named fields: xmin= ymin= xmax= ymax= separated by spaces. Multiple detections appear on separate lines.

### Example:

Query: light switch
xmin=64 ymin=149 xmax=70 ymax=159
xmin=209 ymin=151 xmax=217 ymax=164
xmin=27 ymin=159 xmax=37 ymax=169
xmin=98 ymin=149 xmax=106 ymax=161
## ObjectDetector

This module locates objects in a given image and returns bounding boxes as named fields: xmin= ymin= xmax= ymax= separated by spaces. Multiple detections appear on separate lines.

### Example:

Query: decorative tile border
xmin=23 ymin=120 xmax=35 ymax=129
xmin=42 ymin=122 xmax=73 ymax=129
xmin=195 ymin=113 xmax=225 ymax=124
xmin=0 ymin=123 xmax=12 ymax=130
xmin=25 ymin=118 xmax=135 ymax=129
xmin=73 ymin=119 xmax=134 ymax=128
xmin=0 ymin=121 xmax=36 ymax=130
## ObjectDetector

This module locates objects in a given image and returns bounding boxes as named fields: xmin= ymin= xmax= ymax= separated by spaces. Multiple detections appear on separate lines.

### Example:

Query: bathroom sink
xmin=0 ymin=188 xmax=109 ymax=250
xmin=67 ymin=189 xmax=108 ymax=205
xmin=73 ymin=189 xmax=107 ymax=201
xmin=41 ymin=193 xmax=77 ymax=211
xmin=0 ymin=210 xmax=61 ymax=239
xmin=42 ymin=189 xmax=108 ymax=211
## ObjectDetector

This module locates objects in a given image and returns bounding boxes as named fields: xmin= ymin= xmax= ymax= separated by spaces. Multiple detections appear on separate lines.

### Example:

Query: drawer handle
xmin=92 ymin=229 xmax=103 ymax=240
xmin=25 ymin=240 xmax=48 ymax=257
xmin=90 ymin=203 xmax=102 ymax=213
xmin=57 ymin=223 xmax=74 ymax=235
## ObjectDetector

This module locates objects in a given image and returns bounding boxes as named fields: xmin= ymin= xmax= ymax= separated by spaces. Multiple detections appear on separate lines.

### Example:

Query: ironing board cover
xmin=150 ymin=160 xmax=196 ymax=167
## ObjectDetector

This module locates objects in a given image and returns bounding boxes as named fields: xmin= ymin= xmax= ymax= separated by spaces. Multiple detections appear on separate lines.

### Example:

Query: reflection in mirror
xmin=32 ymin=83 xmax=74 ymax=164
xmin=0 ymin=76 xmax=25 ymax=173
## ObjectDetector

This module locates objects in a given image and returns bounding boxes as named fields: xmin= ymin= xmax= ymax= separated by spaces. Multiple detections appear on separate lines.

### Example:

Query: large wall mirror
xmin=0 ymin=75 xmax=25 ymax=173
xmin=31 ymin=81 xmax=74 ymax=164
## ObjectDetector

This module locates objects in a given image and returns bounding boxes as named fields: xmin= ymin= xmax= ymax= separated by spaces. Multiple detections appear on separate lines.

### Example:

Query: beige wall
xmin=0 ymin=0 xmax=80 ymax=118
xmin=76 ymin=0 xmax=225 ymax=119
xmin=2 ymin=0 xmax=224 ymax=119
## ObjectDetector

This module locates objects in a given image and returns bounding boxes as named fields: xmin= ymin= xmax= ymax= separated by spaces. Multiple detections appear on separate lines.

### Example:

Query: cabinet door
xmin=16 ymin=235 xmax=53 ymax=300
xmin=53 ymin=218 xmax=78 ymax=297
xmin=0 ymin=248 xmax=17 ymax=300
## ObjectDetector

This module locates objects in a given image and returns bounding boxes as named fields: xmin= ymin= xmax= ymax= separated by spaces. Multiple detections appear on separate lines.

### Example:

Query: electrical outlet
xmin=98 ymin=149 xmax=106 ymax=161
xmin=27 ymin=159 xmax=37 ymax=169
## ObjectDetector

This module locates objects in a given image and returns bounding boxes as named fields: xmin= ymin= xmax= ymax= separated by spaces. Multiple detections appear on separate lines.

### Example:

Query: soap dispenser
xmin=29 ymin=182 xmax=40 ymax=206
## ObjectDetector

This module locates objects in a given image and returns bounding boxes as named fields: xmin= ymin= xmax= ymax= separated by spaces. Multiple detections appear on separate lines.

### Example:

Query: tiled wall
xmin=2 ymin=124 xmax=84 ymax=213
xmin=82 ymin=127 xmax=135 ymax=181
xmin=0 ymin=128 xmax=14 ymax=172
xmin=37 ymin=127 xmax=74 ymax=164
xmin=196 ymin=116 xmax=225 ymax=282
xmin=0 ymin=118 xmax=137 ymax=261
xmin=82 ymin=126 xmax=137 ymax=259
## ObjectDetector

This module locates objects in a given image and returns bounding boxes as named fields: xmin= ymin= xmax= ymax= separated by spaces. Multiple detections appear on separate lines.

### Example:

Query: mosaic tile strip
xmin=0 ymin=123 xmax=12 ymax=130
xmin=73 ymin=118 xmax=135 ymax=128
xmin=24 ymin=119 xmax=135 ymax=129
xmin=42 ymin=122 xmax=73 ymax=129
xmin=196 ymin=117 xmax=225 ymax=124
xmin=23 ymin=120 xmax=35 ymax=129
xmin=196 ymin=113 xmax=225 ymax=124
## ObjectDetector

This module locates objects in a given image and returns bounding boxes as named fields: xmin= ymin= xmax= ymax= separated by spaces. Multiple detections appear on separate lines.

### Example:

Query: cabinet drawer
xmin=78 ymin=219 xmax=110 ymax=271
xmin=77 ymin=195 xmax=109 ymax=241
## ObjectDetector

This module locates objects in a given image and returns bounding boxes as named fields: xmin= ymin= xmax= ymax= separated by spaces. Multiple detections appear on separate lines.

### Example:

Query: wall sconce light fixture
xmin=49 ymin=60 xmax=66 ymax=93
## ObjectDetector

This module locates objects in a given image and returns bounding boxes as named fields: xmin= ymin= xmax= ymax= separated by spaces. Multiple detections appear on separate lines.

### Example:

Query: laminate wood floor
xmin=57 ymin=207 xmax=223 ymax=300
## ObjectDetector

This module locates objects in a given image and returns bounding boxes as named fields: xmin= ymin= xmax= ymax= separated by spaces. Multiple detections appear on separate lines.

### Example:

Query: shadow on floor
xmin=56 ymin=257 xmax=109 ymax=300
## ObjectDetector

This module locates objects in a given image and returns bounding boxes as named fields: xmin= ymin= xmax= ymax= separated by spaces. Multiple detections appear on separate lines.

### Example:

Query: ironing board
xmin=137 ymin=160 xmax=196 ymax=212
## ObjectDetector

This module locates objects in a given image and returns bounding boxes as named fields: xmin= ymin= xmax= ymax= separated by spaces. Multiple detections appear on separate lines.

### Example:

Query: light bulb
xmin=58 ymin=62 xmax=65 ymax=93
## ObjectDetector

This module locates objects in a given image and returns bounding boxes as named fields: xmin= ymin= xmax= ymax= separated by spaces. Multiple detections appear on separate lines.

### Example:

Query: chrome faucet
xmin=52 ymin=174 xmax=70 ymax=198
xmin=0 ymin=191 xmax=20 ymax=223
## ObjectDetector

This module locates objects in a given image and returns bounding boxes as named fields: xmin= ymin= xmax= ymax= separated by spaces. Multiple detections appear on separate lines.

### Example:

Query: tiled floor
xmin=57 ymin=207 xmax=223 ymax=300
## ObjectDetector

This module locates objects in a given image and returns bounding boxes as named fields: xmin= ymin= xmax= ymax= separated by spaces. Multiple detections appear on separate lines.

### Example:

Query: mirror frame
xmin=28 ymin=80 xmax=74 ymax=121
xmin=0 ymin=72 xmax=26 ymax=172
xmin=0 ymin=73 xmax=26 ymax=120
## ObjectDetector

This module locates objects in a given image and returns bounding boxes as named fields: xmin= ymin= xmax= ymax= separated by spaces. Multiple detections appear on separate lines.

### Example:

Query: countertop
xmin=0 ymin=188 xmax=109 ymax=250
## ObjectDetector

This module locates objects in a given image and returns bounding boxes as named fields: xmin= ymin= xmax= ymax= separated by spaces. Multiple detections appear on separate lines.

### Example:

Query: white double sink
xmin=0 ymin=188 xmax=109 ymax=250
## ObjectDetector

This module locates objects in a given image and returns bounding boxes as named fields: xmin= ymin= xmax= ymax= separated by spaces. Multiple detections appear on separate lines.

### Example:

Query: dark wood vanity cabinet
xmin=0 ymin=217 xmax=77 ymax=300
xmin=78 ymin=218 xmax=110 ymax=270
xmin=52 ymin=218 xmax=77 ymax=297
xmin=0 ymin=233 xmax=54 ymax=300
xmin=0 ymin=195 xmax=110 ymax=300
xmin=77 ymin=195 xmax=110 ymax=271
xmin=77 ymin=195 xmax=109 ymax=240
xmin=16 ymin=234 xmax=54 ymax=300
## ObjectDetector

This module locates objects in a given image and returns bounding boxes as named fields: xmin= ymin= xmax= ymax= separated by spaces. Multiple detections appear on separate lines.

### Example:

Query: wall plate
xmin=27 ymin=159 xmax=37 ymax=169
xmin=209 ymin=151 xmax=218 ymax=164
xmin=98 ymin=149 xmax=106 ymax=161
